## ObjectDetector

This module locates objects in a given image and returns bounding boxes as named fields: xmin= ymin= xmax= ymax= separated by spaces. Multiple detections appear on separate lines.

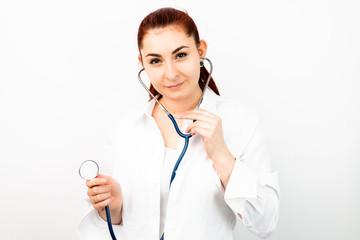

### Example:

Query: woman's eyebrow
xmin=145 ymin=53 xmax=161 ymax=58
xmin=172 ymin=45 xmax=189 ymax=54
xmin=145 ymin=45 xmax=189 ymax=58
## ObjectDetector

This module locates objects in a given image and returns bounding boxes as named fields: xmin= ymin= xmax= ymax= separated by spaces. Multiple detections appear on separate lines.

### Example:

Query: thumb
xmin=97 ymin=174 xmax=120 ymax=189
xmin=96 ymin=173 xmax=114 ymax=183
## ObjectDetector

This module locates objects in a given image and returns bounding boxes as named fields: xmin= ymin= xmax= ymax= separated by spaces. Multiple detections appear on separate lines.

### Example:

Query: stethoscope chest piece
xmin=79 ymin=160 xmax=99 ymax=180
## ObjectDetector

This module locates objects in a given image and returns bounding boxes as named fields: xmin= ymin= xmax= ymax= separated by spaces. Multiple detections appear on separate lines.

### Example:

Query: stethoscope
xmin=79 ymin=56 xmax=213 ymax=240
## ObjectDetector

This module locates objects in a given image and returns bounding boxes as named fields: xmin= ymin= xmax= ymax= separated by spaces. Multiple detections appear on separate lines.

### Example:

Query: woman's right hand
xmin=86 ymin=174 xmax=123 ymax=224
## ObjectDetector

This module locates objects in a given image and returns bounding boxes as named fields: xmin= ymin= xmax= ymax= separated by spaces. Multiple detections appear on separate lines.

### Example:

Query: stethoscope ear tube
xmin=197 ymin=57 xmax=213 ymax=109
xmin=138 ymin=68 xmax=170 ymax=115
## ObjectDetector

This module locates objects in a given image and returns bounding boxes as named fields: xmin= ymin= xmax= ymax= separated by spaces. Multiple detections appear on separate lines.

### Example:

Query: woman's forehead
xmin=141 ymin=26 xmax=196 ymax=53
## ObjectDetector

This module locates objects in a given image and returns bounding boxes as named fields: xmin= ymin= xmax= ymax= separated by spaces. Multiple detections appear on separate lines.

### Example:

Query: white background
xmin=1 ymin=0 xmax=359 ymax=239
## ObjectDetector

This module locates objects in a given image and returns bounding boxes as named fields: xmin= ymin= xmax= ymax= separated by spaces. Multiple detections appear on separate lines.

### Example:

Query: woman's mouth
xmin=167 ymin=82 xmax=183 ymax=90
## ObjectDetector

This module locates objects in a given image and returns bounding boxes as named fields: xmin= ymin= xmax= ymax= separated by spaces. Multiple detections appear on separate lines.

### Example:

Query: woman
xmin=78 ymin=7 xmax=279 ymax=240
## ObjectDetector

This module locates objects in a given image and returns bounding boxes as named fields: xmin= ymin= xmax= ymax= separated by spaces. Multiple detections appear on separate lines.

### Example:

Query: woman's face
xmin=139 ymin=25 xmax=207 ymax=103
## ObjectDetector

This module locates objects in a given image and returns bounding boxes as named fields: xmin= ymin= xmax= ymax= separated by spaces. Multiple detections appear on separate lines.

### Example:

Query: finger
xmin=180 ymin=109 xmax=217 ymax=118
xmin=185 ymin=120 xmax=214 ymax=134
xmin=182 ymin=109 xmax=215 ymax=115
xmin=188 ymin=125 xmax=213 ymax=139
xmin=97 ymin=173 xmax=109 ymax=179
xmin=87 ymin=184 xmax=112 ymax=197
xmin=89 ymin=192 xmax=112 ymax=204
xmin=92 ymin=197 xmax=112 ymax=211
xmin=97 ymin=174 xmax=116 ymax=186
xmin=179 ymin=110 xmax=218 ymax=122
xmin=185 ymin=122 xmax=196 ymax=134
xmin=86 ymin=177 xmax=107 ymax=188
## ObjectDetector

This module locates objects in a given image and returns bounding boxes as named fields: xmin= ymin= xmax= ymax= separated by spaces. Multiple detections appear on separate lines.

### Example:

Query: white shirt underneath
xmin=160 ymin=147 xmax=178 ymax=237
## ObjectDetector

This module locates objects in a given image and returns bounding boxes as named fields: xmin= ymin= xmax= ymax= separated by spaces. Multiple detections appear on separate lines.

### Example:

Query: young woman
xmin=78 ymin=7 xmax=279 ymax=240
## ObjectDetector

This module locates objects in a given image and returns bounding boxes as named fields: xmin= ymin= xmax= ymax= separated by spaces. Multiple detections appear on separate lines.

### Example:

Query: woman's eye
xmin=176 ymin=52 xmax=187 ymax=59
xmin=150 ymin=58 xmax=160 ymax=64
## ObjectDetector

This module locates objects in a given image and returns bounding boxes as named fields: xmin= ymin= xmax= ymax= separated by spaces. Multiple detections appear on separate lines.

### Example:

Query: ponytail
xmin=199 ymin=66 xmax=220 ymax=95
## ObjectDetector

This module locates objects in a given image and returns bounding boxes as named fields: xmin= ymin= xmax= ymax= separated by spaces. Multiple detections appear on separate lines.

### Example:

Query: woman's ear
xmin=198 ymin=40 xmax=207 ymax=57
xmin=138 ymin=54 xmax=143 ymax=68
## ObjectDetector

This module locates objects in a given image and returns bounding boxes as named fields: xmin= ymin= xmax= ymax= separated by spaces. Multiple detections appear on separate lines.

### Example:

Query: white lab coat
xmin=77 ymin=89 xmax=280 ymax=239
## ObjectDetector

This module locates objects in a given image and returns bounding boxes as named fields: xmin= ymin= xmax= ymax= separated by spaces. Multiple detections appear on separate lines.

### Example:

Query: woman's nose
xmin=164 ymin=62 xmax=177 ymax=81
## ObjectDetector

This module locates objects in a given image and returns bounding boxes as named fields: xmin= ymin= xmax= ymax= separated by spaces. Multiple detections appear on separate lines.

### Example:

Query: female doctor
xmin=77 ymin=7 xmax=279 ymax=240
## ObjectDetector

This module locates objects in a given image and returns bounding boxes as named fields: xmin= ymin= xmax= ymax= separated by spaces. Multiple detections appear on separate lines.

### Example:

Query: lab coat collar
xmin=197 ymin=87 xmax=220 ymax=114
xmin=143 ymin=97 xmax=157 ymax=118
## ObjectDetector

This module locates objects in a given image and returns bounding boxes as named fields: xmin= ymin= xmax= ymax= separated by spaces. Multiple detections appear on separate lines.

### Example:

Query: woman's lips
xmin=167 ymin=82 xmax=183 ymax=90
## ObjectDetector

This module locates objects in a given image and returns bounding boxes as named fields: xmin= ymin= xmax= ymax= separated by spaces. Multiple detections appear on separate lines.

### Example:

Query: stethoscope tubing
xmin=105 ymin=206 xmax=117 ymax=240
xmin=167 ymin=113 xmax=192 ymax=185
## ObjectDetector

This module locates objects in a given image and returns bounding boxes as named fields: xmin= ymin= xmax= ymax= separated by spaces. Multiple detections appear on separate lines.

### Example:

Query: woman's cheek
xmin=147 ymin=71 xmax=162 ymax=89
xmin=182 ymin=61 xmax=200 ymax=81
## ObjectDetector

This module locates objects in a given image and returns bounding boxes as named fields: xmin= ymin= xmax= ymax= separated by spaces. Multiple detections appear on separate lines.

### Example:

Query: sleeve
xmin=224 ymin=116 xmax=280 ymax=239
xmin=77 ymin=199 xmax=124 ymax=240
xmin=77 ymin=122 xmax=125 ymax=240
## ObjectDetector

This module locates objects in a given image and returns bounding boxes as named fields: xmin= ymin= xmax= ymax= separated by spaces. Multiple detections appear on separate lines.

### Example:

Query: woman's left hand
xmin=178 ymin=109 xmax=233 ymax=164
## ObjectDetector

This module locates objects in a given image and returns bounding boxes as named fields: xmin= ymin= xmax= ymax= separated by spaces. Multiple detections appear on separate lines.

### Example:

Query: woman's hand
xmin=178 ymin=109 xmax=235 ymax=188
xmin=86 ymin=174 xmax=123 ymax=224
xmin=178 ymin=109 xmax=231 ymax=161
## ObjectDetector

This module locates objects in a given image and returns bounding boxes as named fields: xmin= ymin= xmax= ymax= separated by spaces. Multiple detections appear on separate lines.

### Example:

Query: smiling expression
xmin=139 ymin=26 xmax=206 ymax=103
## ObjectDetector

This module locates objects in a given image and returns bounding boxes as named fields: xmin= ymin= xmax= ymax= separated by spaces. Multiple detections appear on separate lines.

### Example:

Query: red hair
xmin=137 ymin=7 xmax=220 ymax=98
